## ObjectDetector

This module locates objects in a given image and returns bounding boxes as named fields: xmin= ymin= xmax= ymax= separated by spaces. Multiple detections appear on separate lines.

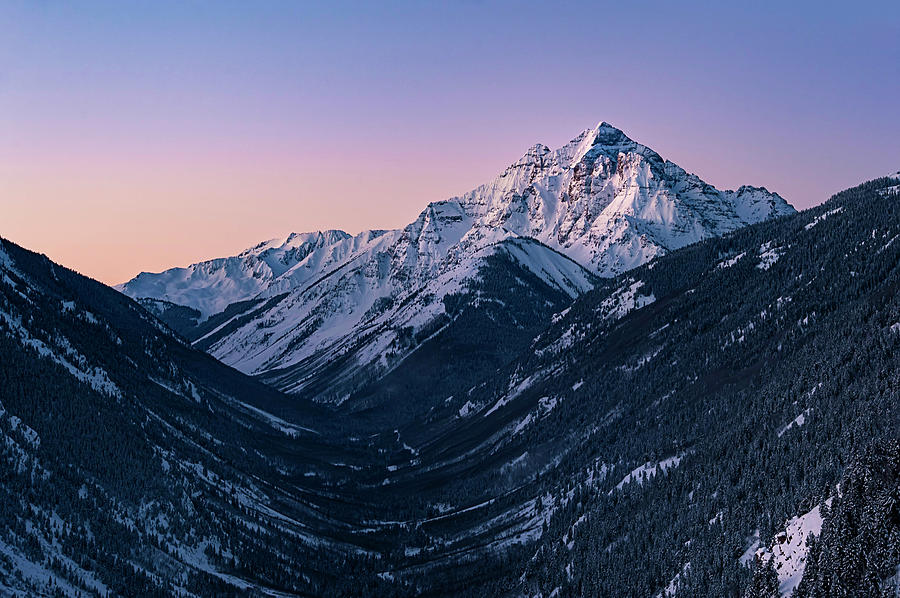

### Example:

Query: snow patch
xmin=757 ymin=242 xmax=783 ymax=271
xmin=458 ymin=400 xmax=476 ymax=418
xmin=740 ymin=531 xmax=761 ymax=565
xmin=612 ymin=454 xmax=683 ymax=492
xmin=804 ymin=206 xmax=843 ymax=230
xmin=777 ymin=409 xmax=811 ymax=438
xmin=657 ymin=562 xmax=690 ymax=598
xmin=484 ymin=372 xmax=542 ymax=416
xmin=717 ymin=252 xmax=746 ymax=269
xmin=599 ymin=280 xmax=656 ymax=320
xmin=755 ymin=499 xmax=832 ymax=596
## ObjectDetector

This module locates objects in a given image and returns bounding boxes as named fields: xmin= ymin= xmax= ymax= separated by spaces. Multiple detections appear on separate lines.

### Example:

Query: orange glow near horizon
xmin=2 ymin=146 xmax=491 ymax=285
xmin=3 ymin=2 xmax=897 ymax=285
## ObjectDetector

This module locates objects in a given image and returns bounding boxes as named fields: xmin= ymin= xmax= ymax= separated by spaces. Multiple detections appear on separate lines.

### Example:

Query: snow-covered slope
xmin=117 ymin=230 xmax=354 ymax=317
xmin=754 ymin=500 xmax=832 ymax=596
xmin=199 ymin=236 xmax=595 ymax=399
xmin=119 ymin=122 xmax=794 ymax=397
xmin=447 ymin=122 xmax=793 ymax=276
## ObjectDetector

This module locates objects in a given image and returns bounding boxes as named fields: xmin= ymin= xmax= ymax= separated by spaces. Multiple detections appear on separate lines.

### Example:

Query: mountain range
xmin=118 ymin=122 xmax=794 ymax=403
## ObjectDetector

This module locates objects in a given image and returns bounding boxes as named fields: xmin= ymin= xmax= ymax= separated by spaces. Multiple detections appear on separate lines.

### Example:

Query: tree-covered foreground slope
xmin=0 ymin=238 xmax=403 ymax=596
xmin=345 ymin=175 xmax=900 ymax=596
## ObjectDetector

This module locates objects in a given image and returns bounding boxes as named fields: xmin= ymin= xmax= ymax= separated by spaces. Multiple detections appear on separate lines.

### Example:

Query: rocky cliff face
xmin=449 ymin=122 xmax=793 ymax=276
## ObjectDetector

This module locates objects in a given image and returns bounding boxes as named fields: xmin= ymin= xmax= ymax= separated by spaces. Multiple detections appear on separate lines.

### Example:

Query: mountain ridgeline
xmin=2 ymin=127 xmax=899 ymax=595
xmin=118 ymin=123 xmax=793 ymax=406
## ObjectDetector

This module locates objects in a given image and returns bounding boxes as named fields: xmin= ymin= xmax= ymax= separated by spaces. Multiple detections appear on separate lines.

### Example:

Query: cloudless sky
xmin=2 ymin=1 xmax=898 ymax=284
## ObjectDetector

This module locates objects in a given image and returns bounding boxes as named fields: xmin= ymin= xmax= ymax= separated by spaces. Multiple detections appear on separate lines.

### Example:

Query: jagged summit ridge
xmin=446 ymin=121 xmax=794 ymax=275
xmin=121 ymin=121 xmax=792 ymax=312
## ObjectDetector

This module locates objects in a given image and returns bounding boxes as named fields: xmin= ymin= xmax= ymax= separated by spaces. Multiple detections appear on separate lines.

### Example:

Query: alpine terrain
xmin=118 ymin=123 xmax=794 ymax=404
xmin=4 ymin=125 xmax=900 ymax=596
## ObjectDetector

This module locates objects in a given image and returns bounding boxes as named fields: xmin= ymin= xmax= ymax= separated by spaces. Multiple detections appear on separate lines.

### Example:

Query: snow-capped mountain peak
xmin=119 ymin=122 xmax=794 ymax=399
xmin=447 ymin=121 xmax=793 ymax=276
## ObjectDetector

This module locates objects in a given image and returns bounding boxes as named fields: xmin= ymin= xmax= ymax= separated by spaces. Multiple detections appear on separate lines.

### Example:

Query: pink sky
xmin=2 ymin=2 xmax=898 ymax=285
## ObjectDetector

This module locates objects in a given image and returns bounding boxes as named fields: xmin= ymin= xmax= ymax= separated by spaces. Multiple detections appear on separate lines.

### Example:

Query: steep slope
xmin=501 ymin=176 xmax=900 ymax=597
xmin=448 ymin=122 xmax=793 ymax=275
xmin=337 ymin=175 xmax=899 ymax=596
xmin=220 ymin=237 xmax=596 ymax=404
xmin=336 ymin=238 xmax=599 ymax=419
xmin=120 ymin=123 xmax=792 ymax=402
xmin=0 ymin=237 xmax=406 ymax=596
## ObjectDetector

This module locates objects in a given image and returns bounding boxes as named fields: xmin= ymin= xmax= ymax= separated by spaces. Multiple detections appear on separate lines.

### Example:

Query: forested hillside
xmin=1 ymin=174 xmax=898 ymax=596
xmin=492 ymin=176 xmax=900 ymax=597
xmin=0 ymin=238 xmax=389 ymax=595
xmin=345 ymin=176 xmax=900 ymax=596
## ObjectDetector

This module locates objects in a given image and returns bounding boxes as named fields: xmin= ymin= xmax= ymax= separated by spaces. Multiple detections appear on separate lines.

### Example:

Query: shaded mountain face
xmin=118 ymin=123 xmax=793 ymax=402
xmin=333 ymin=238 xmax=599 ymax=420
xmin=136 ymin=296 xmax=202 ymax=337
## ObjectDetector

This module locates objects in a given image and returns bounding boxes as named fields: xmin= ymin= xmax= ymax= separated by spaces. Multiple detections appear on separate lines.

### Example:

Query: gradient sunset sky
xmin=2 ymin=1 xmax=898 ymax=285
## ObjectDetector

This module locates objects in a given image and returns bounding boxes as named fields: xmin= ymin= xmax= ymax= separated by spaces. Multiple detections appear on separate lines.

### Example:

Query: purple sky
xmin=2 ymin=1 xmax=898 ymax=284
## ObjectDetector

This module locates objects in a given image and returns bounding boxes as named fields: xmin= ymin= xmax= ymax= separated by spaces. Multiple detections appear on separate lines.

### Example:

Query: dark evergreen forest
xmin=2 ymin=176 xmax=899 ymax=596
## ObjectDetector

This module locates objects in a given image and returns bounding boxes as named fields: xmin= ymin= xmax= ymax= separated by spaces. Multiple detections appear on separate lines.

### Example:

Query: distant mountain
xmin=118 ymin=229 xmax=354 ymax=318
xmin=446 ymin=122 xmax=793 ymax=275
xmin=118 ymin=123 xmax=793 ymax=401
